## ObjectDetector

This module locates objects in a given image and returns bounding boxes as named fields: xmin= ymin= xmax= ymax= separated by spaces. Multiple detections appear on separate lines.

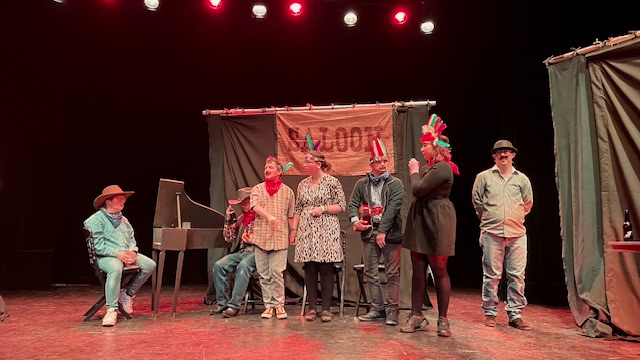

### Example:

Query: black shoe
xmin=358 ymin=310 xmax=386 ymax=321
xmin=509 ymin=317 xmax=531 ymax=330
xmin=385 ymin=309 xmax=399 ymax=326
xmin=208 ymin=304 xmax=224 ymax=315
xmin=222 ymin=307 xmax=239 ymax=318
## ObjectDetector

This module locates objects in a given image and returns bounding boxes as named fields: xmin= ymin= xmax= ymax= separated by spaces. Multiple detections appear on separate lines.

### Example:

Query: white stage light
xmin=209 ymin=0 xmax=222 ymax=9
xmin=289 ymin=2 xmax=302 ymax=16
xmin=344 ymin=12 xmax=357 ymax=27
xmin=252 ymin=4 xmax=267 ymax=18
xmin=420 ymin=21 xmax=434 ymax=34
xmin=394 ymin=11 xmax=407 ymax=25
xmin=53 ymin=0 xmax=64 ymax=3
xmin=144 ymin=0 xmax=159 ymax=11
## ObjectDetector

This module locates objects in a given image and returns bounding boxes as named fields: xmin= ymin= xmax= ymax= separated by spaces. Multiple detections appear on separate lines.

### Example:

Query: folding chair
xmin=83 ymin=228 xmax=140 ymax=321
xmin=300 ymin=230 xmax=347 ymax=316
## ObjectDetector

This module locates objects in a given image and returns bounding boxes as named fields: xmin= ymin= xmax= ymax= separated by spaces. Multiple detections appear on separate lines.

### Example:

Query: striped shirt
xmin=250 ymin=182 xmax=295 ymax=251
xmin=472 ymin=165 xmax=533 ymax=238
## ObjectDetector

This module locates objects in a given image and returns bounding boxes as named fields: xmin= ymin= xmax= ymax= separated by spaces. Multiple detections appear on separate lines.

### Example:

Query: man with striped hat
xmin=348 ymin=138 xmax=405 ymax=325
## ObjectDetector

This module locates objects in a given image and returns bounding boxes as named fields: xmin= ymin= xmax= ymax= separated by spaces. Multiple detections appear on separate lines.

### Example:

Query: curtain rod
xmin=202 ymin=100 xmax=436 ymax=116
xmin=544 ymin=30 xmax=640 ymax=65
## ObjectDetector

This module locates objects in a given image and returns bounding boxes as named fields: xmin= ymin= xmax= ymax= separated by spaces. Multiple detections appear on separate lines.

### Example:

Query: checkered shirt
xmin=250 ymin=182 xmax=295 ymax=251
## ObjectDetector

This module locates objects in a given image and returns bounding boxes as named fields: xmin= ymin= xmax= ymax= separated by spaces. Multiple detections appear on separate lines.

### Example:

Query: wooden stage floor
xmin=0 ymin=285 xmax=637 ymax=360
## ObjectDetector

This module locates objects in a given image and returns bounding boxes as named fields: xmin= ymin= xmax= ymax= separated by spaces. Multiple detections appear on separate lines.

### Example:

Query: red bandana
xmin=242 ymin=210 xmax=256 ymax=227
xmin=428 ymin=159 xmax=460 ymax=175
xmin=265 ymin=177 xmax=282 ymax=196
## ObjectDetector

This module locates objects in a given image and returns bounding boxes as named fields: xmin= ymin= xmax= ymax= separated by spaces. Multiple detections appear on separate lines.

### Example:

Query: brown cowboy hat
xmin=228 ymin=187 xmax=252 ymax=205
xmin=93 ymin=185 xmax=134 ymax=210
xmin=491 ymin=140 xmax=518 ymax=154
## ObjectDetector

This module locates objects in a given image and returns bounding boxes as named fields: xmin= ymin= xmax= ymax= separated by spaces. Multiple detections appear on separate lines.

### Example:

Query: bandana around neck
xmin=428 ymin=159 xmax=460 ymax=175
xmin=101 ymin=208 xmax=123 ymax=228
xmin=368 ymin=172 xmax=389 ymax=187
xmin=242 ymin=210 xmax=256 ymax=227
xmin=265 ymin=177 xmax=282 ymax=196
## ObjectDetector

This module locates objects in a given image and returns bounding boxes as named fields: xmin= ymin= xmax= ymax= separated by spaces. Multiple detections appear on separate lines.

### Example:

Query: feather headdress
xmin=421 ymin=114 xmax=450 ymax=148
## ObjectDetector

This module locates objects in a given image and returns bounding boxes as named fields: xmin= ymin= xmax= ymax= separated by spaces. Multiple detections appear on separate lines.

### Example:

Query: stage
xmin=0 ymin=285 xmax=637 ymax=359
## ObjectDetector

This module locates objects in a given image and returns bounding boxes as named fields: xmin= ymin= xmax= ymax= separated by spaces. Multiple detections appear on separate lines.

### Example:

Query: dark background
xmin=0 ymin=0 xmax=636 ymax=305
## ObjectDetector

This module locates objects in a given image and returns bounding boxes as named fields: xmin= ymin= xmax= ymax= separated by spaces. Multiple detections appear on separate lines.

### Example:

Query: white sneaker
xmin=119 ymin=289 xmax=134 ymax=314
xmin=102 ymin=308 xmax=118 ymax=327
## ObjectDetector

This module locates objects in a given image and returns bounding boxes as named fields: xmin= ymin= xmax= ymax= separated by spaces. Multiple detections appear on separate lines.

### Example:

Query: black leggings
xmin=410 ymin=251 xmax=451 ymax=318
xmin=304 ymin=261 xmax=335 ymax=311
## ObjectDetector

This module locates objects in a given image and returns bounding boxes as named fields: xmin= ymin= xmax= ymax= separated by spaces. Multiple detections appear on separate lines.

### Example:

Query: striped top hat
xmin=370 ymin=137 xmax=388 ymax=163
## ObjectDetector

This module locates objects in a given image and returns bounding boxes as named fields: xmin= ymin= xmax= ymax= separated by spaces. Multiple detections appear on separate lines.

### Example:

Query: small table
xmin=610 ymin=241 xmax=640 ymax=253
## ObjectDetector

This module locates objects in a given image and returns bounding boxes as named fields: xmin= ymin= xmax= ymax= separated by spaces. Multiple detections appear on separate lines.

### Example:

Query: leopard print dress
xmin=294 ymin=174 xmax=346 ymax=263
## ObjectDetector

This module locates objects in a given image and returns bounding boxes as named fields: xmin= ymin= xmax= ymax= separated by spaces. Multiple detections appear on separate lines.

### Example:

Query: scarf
xmin=368 ymin=172 xmax=389 ymax=187
xmin=265 ymin=177 xmax=282 ymax=196
xmin=428 ymin=159 xmax=460 ymax=175
xmin=242 ymin=210 xmax=256 ymax=227
xmin=101 ymin=208 xmax=123 ymax=228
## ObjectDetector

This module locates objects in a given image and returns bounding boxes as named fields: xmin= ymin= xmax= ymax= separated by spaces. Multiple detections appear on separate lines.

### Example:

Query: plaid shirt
xmin=250 ymin=182 xmax=295 ymax=251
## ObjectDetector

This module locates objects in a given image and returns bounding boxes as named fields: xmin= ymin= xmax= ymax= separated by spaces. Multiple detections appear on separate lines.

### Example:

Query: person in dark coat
xmin=400 ymin=114 xmax=459 ymax=336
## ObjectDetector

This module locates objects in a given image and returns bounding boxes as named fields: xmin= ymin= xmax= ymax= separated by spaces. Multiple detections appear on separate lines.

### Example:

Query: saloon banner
xmin=276 ymin=106 xmax=394 ymax=176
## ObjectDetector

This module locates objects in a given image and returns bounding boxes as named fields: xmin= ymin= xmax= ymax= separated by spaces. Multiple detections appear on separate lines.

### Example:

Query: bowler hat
xmin=491 ymin=140 xmax=518 ymax=154
xmin=93 ymin=185 xmax=134 ymax=210
xmin=228 ymin=187 xmax=252 ymax=205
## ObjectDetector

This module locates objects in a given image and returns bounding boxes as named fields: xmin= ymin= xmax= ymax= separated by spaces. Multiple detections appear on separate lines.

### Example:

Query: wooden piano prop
xmin=151 ymin=179 xmax=227 ymax=315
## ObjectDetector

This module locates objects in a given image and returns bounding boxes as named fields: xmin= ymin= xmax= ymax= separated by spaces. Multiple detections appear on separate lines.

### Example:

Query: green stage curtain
xmin=548 ymin=38 xmax=640 ymax=337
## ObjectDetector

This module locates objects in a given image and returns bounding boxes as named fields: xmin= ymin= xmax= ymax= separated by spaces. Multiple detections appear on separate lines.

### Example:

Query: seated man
xmin=211 ymin=187 xmax=257 ymax=317
xmin=84 ymin=185 xmax=156 ymax=327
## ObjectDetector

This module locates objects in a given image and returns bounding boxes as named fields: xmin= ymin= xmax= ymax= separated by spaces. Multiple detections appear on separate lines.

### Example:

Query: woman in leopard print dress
xmin=291 ymin=151 xmax=345 ymax=322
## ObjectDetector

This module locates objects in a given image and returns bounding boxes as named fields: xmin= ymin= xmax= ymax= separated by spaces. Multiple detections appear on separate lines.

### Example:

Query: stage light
xmin=252 ymin=4 xmax=267 ymax=18
xmin=420 ymin=20 xmax=434 ymax=34
xmin=289 ymin=2 xmax=302 ymax=16
xmin=344 ymin=12 xmax=357 ymax=27
xmin=394 ymin=11 xmax=407 ymax=25
xmin=144 ymin=0 xmax=159 ymax=11
xmin=209 ymin=0 xmax=222 ymax=9
xmin=53 ymin=0 xmax=64 ymax=3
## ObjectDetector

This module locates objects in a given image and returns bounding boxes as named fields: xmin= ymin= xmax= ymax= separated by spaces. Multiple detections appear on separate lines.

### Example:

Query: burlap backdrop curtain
xmin=547 ymin=38 xmax=640 ymax=337
xmin=206 ymin=106 xmax=432 ymax=308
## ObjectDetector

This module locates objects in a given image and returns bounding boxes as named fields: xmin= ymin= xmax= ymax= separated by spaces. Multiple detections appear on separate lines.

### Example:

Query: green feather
xmin=306 ymin=134 xmax=314 ymax=151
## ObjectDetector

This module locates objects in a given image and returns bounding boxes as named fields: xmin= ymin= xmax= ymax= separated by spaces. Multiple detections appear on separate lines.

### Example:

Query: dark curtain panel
xmin=588 ymin=38 xmax=640 ymax=337
xmin=394 ymin=105 xmax=430 ymax=308
xmin=205 ymin=114 xmax=278 ymax=301
xmin=548 ymin=56 xmax=609 ymax=337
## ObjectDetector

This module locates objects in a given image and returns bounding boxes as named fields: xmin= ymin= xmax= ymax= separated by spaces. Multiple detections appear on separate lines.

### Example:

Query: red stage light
xmin=209 ymin=0 xmax=221 ymax=9
xmin=394 ymin=11 xmax=407 ymax=24
xmin=289 ymin=2 xmax=302 ymax=16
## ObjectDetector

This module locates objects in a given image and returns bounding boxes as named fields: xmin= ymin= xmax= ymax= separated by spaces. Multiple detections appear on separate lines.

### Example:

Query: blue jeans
xmin=362 ymin=241 xmax=401 ymax=312
xmin=480 ymin=232 xmax=528 ymax=321
xmin=213 ymin=252 xmax=256 ymax=309
xmin=97 ymin=253 xmax=156 ymax=309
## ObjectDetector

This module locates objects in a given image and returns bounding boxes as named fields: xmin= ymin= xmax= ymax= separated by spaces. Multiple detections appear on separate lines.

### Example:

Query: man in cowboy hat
xmin=472 ymin=140 xmax=533 ymax=330
xmin=348 ymin=138 xmax=404 ymax=325
xmin=210 ymin=187 xmax=257 ymax=318
xmin=83 ymin=185 xmax=156 ymax=327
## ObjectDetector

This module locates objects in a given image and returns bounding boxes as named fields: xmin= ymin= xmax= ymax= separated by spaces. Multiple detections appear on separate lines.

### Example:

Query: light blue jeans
xmin=363 ymin=241 xmax=401 ymax=312
xmin=213 ymin=252 xmax=256 ymax=309
xmin=254 ymin=247 xmax=288 ymax=308
xmin=97 ymin=253 xmax=156 ymax=309
xmin=480 ymin=232 xmax=528 ymax=321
